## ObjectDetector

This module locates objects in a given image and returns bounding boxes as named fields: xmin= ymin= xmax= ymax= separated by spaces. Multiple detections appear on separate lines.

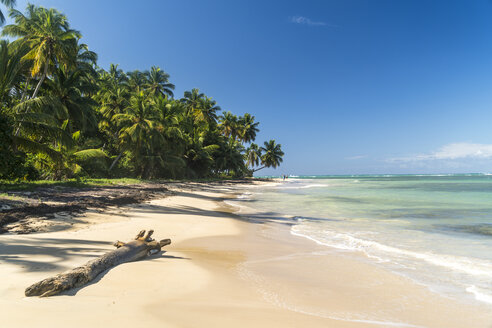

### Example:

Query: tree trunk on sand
xmin=25 ymin=230 xmax=171 ymax=297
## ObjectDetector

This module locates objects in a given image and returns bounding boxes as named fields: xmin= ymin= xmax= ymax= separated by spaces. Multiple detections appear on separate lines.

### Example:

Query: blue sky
xmin=8 ymin=0 xmax=492 ymax=175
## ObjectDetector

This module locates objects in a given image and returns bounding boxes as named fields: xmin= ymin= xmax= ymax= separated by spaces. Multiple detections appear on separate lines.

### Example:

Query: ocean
xmin=234 ymin=174 xmax=492 ymax=307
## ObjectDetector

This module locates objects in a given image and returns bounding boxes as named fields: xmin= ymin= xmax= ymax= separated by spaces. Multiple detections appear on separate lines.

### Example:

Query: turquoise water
xmin=242 ymin=174 xmax=492 ymax=306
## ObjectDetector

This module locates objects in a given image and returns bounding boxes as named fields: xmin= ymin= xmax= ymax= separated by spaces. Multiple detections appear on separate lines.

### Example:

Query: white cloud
xmin=388 ymin=142 xmax=492 ymax=162
xmin=290 ymin=16 xmax=326 ymax=26
xmin=346 ymin=155 xmax=367 ymax=160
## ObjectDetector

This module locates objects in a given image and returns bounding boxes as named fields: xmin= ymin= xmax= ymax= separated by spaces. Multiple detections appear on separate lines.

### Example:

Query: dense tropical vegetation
xmin=0 ymin=4 xmax=284 ymax=180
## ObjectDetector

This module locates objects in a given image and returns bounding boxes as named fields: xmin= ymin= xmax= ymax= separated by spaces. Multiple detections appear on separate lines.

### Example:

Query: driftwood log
xmin=25 ymin=230 xmax=171 ymax=297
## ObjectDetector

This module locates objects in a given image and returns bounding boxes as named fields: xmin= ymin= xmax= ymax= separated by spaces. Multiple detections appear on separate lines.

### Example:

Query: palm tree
xmin=76 ymin=43 xmax=98 ymax=78
xmin=197 ymin=96 xmax=220 ymax=127
xmin=43 ymin=66 xmax=98 ymax=133
xmin=0 ymin=39 xmax=27 ymax=104
xmin=245 ymin=143 xmax=261 ymax=168
xmin=255 ymin=140 xmax=284 ymax=172
xmin=144 ymin=66 xmax=174 ymax=98
xmin=112 ymin=91 xmax=164 ymax=175
xmin=127 ymin=70 xmax=146 ymax=93
xmin=214 ymin=138 xmax=245 ymax=176
xmin=2 ymin=5 xmax=81 ymax=98
xmin=181 ymin=88 xmax=204 ymax=115
xmin=219 ymin=111 xmax=240 ymax=141
xmin=0 ymin=0 xmax=15 ymax=25
xmin=238 ymin=113 xmax=259 ymax=143
xmin=105 ymin=63 xmax=128 ymax=87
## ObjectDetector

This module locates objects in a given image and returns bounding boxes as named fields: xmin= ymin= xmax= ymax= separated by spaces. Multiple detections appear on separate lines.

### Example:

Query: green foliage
xmin=0 ymin=3 xmax=284 ymax=181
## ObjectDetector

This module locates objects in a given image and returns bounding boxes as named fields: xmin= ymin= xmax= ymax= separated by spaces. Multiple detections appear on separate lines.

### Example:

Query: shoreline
xmin=0 ymin=181 xmax=491 ymax=327
xmin=224 ymin=193 xmax=491 ymax=328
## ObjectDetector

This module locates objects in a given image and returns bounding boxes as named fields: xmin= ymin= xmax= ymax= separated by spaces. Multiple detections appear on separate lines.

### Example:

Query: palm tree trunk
xmin=253 ymin=166 xmax=265 ymax=172
xmin=31 ymin=63 xmax=49 ymax=99
xmin=20 ymin=76 xmax=31 ymax=102
xmin=109 ymin=152 xmax=123 ymax=171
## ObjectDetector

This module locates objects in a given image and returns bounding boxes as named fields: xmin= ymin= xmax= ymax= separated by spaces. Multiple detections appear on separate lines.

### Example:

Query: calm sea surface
xmin=239 ymin=174 xmax=492 ymax=306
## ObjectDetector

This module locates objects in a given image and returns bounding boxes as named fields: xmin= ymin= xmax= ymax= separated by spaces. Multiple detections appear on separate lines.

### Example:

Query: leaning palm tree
xmin=255 ymin=140 xmax=284 ymax=172
xmin=2 ymin=4 xmax=81 ymax=98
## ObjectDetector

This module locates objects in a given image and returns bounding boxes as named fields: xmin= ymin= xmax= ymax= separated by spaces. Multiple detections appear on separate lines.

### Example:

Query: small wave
xmin=276 ymin=184 xmax=327 ymax=190
xmin=291 ymin=226 xmax=492 ymax=279
xmin=466 ymin=285 xmax=492 ymax=305
xmin=236 ymin=192 xmax=252 ymax=199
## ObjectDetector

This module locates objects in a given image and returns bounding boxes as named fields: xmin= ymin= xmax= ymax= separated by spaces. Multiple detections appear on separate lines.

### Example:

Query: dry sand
xmin=0 ymin=181 xmax=491 ymax=327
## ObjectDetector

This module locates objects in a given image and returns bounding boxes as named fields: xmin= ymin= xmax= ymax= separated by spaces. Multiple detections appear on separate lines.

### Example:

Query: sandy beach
xmin=0 ymin=181 xmax=491 ymax=328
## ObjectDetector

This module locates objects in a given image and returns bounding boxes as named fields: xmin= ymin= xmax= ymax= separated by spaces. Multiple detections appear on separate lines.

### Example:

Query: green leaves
xmin=72 ymin=149 xmax=107 ymax=161
xmin=0 ymin=3 xmax=284 ymax=180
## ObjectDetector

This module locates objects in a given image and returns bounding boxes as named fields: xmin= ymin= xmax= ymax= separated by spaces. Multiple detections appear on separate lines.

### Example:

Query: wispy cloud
xmin=346 ymin=155 xmax=367 ymax=160
xmin=290 ymin=16 xmax=326 ymax=26
xmin=388 ymin=143 xmax=492 ymax=163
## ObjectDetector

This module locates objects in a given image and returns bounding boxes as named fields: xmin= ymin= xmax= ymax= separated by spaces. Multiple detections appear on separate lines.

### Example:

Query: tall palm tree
xmin=144 ymin=66 xmax=175 ymax=98
xmin=43 ymin=66 xmax=98 ymax=133
xmin=112 ymin=91 xmax=164 ymax=175
xmin=105 ymin=63 xmax=128 ymax=87
xmin=181 ymin=88 xmax=204 ymax=116
xmin=214 ymin=138 xmax=245 ymax=176
xmin=127 ymin=70 xmax=146 ymax=93
xmin=76 ymin=43 xmax=98 ymax=78
xmin=197 ymin=96 xmax=220 ymax=127
xmin=255 ymin=140 xmax=284 ymax=172
xmin=2 ymin=4 xmax=81 ymax=98
xmin=245 ymin=143 xmax=261 ymax=168
xmin=239 ymin=113 xmax=259 ymax=143
xmin=219 ymin=111 xmax=240 ymax=141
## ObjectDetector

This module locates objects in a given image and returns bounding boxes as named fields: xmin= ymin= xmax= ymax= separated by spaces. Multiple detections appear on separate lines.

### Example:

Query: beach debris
xmin=24 ymin=230 xmax=171 ymax=297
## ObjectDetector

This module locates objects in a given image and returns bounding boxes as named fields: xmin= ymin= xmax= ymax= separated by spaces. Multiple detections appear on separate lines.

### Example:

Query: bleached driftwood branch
xmin=25 ymin=230 xmax=171 ymax=297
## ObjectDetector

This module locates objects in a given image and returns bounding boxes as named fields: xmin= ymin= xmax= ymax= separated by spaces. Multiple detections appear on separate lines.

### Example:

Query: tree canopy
xmin=0 ymin=4 xmax=284 ymax=180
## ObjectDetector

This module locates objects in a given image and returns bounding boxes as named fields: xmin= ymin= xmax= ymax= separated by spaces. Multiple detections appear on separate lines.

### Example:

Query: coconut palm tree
xmin=238 ymin=113 xmax=259 ymax=143
xmin=43 ymin=66 xmax=98 ymax=133
xmin=127 ymin=70 xmax=146 ymax=93
xmin=213 ymin=138 xmax=245 ymax=176
xmin=181 ymin=88 xmax=205 ymax=115
xmin=144 ymin=66 xmax=174 ymax=98
xmin=255 ymin=140 xmax=284 ymax=172
xmin=3 ymin=5 xmax=81 ymax=99
xmin=112 ymin=91 xmax=164 ymax=175
xmin=196 ymin=96 xmax=220 ymax=127
xmin=219 ymin=111 xmax=240 ymax=141
xmin=245 ymin=143 xmax=261 ymax=168
xmin=104 ymin=63 xmax=128 ymax=87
